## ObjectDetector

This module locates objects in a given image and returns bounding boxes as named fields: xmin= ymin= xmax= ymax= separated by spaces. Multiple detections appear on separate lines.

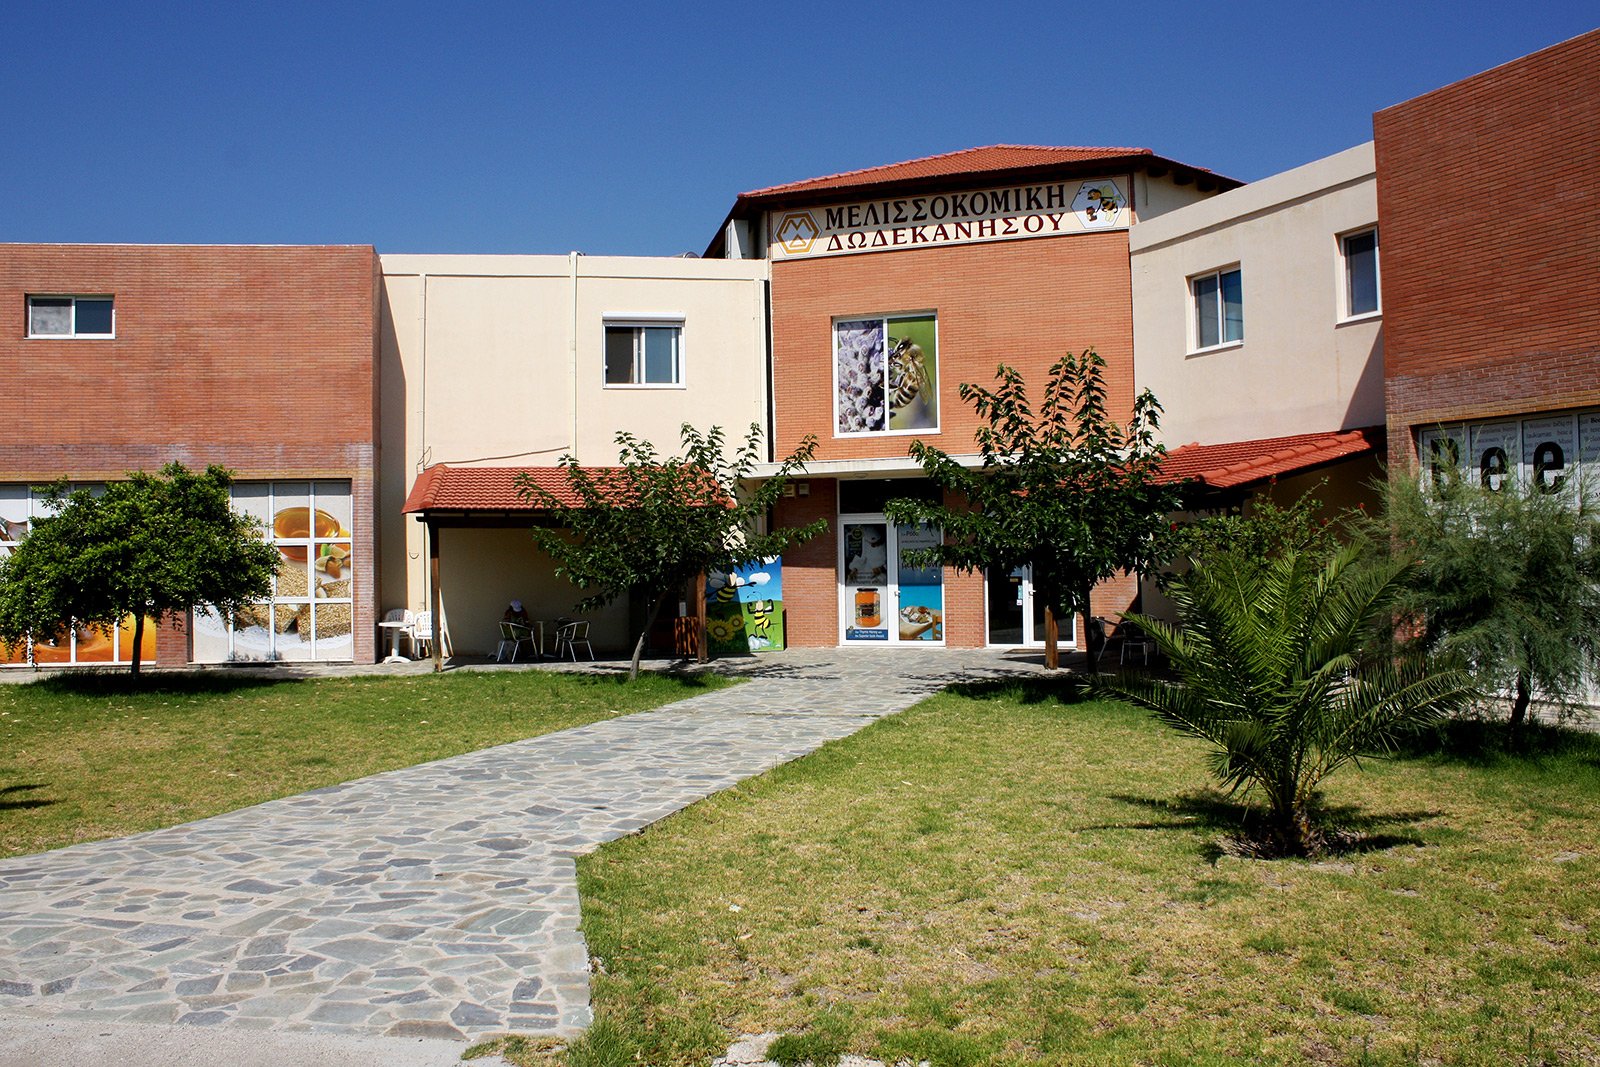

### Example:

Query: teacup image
xmin=274 ymin=507 xmax=343 ymax=562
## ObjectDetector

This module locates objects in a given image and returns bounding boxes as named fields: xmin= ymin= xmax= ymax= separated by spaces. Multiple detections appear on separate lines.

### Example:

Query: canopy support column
xmin=428 ymin=519 xmax=443 ymax=673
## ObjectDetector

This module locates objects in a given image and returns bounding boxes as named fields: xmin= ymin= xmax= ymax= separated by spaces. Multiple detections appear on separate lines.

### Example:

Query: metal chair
xmin=1118 ymin=621 xmax=1156 ymax=666
xmin=496 ymin=621 xmax=535 ymax=663
xmin=552 ymin=620 xmax=594 ymax=661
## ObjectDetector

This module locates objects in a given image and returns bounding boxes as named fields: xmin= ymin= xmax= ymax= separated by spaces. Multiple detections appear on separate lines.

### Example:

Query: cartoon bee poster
xmin=705 ymin=558 xmax=785 ymax=653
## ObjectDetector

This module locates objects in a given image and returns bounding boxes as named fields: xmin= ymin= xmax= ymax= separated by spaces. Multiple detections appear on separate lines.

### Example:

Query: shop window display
xmin=0 ymin=483 xmax=157 ymax=666
xmin=191 ymin=480 xmax=355 ymax=662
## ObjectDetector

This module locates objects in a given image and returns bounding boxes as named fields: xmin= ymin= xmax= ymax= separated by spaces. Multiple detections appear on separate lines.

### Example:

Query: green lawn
xmin=0 ymin=668 xmax=728 ymax=858
xmin=550 ymin=681 xmax=1599 ymax=1067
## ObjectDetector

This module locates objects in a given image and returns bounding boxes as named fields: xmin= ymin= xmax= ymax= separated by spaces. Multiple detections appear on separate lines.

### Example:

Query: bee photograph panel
xmin=834 ymin=313 xmax=937 ymax=435
xmin=885 ymin=314 xmax=937 ymax=431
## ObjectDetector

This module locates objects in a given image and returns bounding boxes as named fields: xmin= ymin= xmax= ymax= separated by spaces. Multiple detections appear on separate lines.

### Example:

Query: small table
xmin=378 ymin=620 xmax=412 ymax=663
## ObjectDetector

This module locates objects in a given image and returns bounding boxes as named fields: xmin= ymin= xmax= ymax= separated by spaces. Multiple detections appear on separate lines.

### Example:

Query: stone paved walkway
xmin=0 ymin=649 xmax=1040 ymax=1049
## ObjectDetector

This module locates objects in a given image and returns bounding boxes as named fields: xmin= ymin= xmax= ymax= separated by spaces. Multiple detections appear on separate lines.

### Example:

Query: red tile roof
xmin=1162 ymin=428 xmax=1382 ymax=490
xmin=402 ymin=464 xmax=728 ymax=514
xmin=741 ymin=144 xmax=1165 ymax=198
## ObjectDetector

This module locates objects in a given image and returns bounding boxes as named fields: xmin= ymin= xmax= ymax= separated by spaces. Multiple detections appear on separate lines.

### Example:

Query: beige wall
xmin=1131 ymin=143 xmax=1384 ymax=447
xmin=1131 ymin=169 xmax=1226 ymax=223
xmin=378 ymin=254 xmax=770 ymax=636
xmin=435 ymin=527 xmax=632 ymax=657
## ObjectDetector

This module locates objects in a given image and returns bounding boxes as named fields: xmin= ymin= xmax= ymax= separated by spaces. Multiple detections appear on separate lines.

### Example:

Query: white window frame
xmin=832 ymin=311 xmax=941 ymax=439
xmin=1189 ymin=267 xmax=1243 ymax=353
xmin=602 ymin=317 xmax=685 ymax=389
xmin=0 ymin=482 xmax=142 ymax=667
xmin=193 ymin=480 xmax=355 ymax=663
xmin=1337 ymin=226 xmax=1381 ymax=323
xmin=26 ymin=295 xmax=115 ymax=339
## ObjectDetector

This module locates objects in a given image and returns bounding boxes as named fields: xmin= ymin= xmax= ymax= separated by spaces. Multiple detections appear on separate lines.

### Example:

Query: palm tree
xmin=1102 ymin=545 xmax=1473 ymax=856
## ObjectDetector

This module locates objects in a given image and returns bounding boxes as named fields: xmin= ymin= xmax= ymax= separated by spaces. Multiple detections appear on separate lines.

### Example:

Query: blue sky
xmin=3 ymin=2 xmax=1594 ymax=255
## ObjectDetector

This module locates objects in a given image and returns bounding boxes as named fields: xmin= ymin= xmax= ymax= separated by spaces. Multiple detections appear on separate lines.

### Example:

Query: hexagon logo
xmin=773 ymin=210 xmax=821 ymax=255
xmin=1072 ymin=180 xmax=1125 ymax=229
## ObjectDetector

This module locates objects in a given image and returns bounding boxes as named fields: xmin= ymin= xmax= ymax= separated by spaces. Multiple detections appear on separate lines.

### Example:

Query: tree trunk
xmin=1079 ymin=582 xmax=1100 ymax=674
xmin=692 ymin=571 xmax=708 ymax=664
xmin=1268 ymin=790 xmax=1322 ymax=858
xmin=629 ymin=591 xmax=671 ymax=683
xmin=1509 ymin=668 xmax=1532 ymax=745
xmin=129 ymin=614 xmax=145 ymax=679
xmin=1043 ymin=607 xmax=1059 ymax=671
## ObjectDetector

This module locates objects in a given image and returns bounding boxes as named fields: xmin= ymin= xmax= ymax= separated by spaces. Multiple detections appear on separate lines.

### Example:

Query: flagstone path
xmin=0 ymin=649 xmax=1039 ymax=1051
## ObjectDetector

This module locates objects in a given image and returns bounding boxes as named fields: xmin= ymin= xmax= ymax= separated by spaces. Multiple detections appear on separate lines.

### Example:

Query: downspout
xmin=763 ymin=276 xmax=775 ymax=462
xmin=569 ymin=251 xmax=580 ymax=459
xmin=416 ymin=273 xmax=430 ymax=615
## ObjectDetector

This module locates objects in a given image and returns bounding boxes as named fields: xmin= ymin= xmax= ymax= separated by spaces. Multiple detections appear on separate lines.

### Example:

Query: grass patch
xmin=560 ymin=681 xmax=1600 ymax=1065
xmin=0 ymin=668 xmax=728 ymax=857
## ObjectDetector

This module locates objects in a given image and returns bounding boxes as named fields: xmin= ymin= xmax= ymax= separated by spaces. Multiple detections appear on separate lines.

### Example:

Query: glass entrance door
xmin=840 ymin=517 xmax=944 ymax=644
xmin=985 ymin=565 xmax=1074 ymax=648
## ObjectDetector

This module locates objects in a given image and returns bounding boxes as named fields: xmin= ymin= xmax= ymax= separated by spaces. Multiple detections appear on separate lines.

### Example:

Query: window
xmin=1341 ymin=228 xmax=1380 ymax=319
xmin=1191 ymin=268 xmax=1243 ymax=350
xmin=835 ymin=313 xmax=938 ymax=435
xmin=191 ymin=481 xmax=355 ymax=663
xmin=604 ymin=322 xmax=682 ymax=386
xmin=0 ymin=482 xmax=154 ymax=667
xmin=27 ymin=295 xmax=114 ymax=338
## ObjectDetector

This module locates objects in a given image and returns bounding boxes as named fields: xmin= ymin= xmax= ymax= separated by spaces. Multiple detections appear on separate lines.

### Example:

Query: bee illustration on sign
xmin=1072 ymin=180 xmax=1125 ymax=228
xmin=747 ymin=600 xmax=775 ymax=641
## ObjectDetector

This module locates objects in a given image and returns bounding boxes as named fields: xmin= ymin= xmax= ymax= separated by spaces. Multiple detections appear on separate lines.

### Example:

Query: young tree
xmin=1380 ymin=471 xmax=1600 ymax=740
xmin=1102 ymin=545 xmax=1475 ymax=856
xmin=0 ymin=464 xmax=280 ymax=677
xmin=883 ymin=349 xmax=1179 ymax=670
xmin=1169 ymin=481 xmax=1345 ymax=572
xmin=520 ymin=423 xmax=825 ymax=681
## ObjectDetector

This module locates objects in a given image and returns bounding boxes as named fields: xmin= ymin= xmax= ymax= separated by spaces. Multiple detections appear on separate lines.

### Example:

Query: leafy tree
xmin=883 ymin=349 xmax=1178 ymax=670
xmin=0 ymin=464 xmax=279 ymax=677
xmin=1101 ymin=545 xmax=1474 ymax=856
xmin=1170 ymin=480 xmax=1345 ymax=572
xmin=520 ymin=423 xmax=825 ymax=681
xmin=1380 ymin=471 xmax=1600 ymax=740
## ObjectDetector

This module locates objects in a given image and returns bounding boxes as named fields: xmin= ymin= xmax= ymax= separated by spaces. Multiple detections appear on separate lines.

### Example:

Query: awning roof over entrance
xmin=1162 ymin=427 xmax=1382 ymax=490
xmin=402 ymin=464 xmax=614 ymax=515
xmin=401 ymin=462 xmax=730 ymax=521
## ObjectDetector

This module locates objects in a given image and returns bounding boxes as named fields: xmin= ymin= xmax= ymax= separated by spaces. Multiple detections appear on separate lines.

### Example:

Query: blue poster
xmin=706 ymin=557 xmax=784 ymax=652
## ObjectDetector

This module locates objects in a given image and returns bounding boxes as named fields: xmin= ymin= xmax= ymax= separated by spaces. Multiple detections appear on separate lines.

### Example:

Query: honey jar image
xmin=854 ymin=588 xmax=881 ymax=627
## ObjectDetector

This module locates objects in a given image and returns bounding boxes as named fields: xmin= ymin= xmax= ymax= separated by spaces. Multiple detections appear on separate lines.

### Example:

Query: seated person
xmin=503 ymin=600 xmax=532 ymax=627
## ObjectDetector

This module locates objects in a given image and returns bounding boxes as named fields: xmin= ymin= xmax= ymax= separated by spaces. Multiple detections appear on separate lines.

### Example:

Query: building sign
xmin=770 ymin=177 xmax=1129 ymax=260
xmin=1419 ymin=410 xmax=1600 ymax=496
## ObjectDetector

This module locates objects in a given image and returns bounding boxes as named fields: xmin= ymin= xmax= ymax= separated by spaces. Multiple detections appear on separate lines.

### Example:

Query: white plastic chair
xmin=411 ymin=611 xmax=435 ymax=658
xmin=553 ymin=620 xmax=594 ymax=661
xmin=380 ymin=608 xmax=414 ymax=659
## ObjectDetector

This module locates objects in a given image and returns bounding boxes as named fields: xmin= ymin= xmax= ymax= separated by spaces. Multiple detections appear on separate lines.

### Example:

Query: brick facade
xmin=1374 ymin=29 xmax=1600 ymax=468
xmin=0 ymin=244 xmax=381 ymax=664
xmin=770 ymin=234 xmax=1137 ymax=460
xmin=769 ymin=232 xmax=1138 ymax=648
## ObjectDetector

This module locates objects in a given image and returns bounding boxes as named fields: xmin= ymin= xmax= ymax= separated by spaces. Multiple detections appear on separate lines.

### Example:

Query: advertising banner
xmin=706 ymin=557 xmax=785 ymax=653
xmin=835 ymin=315 xmax=939 ymax=435
xmin=192 ymin=480 xmax=355 ymax=662
xmin=895 ymin=522 xmax=943 ymax=642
